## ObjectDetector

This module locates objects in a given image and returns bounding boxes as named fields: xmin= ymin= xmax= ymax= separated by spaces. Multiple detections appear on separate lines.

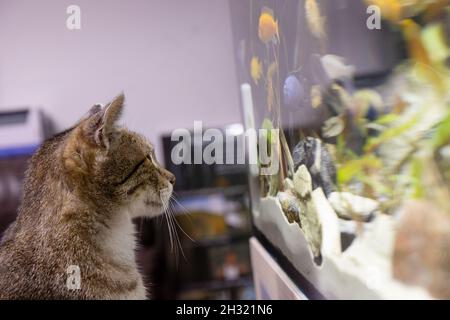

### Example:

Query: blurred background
xmin=0 ymin=0 xmax=241 ymax=153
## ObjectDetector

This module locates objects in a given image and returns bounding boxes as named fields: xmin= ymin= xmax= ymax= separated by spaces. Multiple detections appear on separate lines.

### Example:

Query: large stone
xmin=293 ymin=165 xmax=312 ymax=198
xmin=292 ymin=137 xmax=336 ymax=196
xmin=300 ymin=197 xmax=322 ymax=260
xmin=312 ymin=188 xmax=341 ymax=256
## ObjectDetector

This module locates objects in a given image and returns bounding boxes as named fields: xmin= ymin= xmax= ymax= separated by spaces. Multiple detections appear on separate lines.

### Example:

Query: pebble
xmin=278 ymin=191 xmax=302 ymax=225
xmin=328 ymin=192 xmax=378 ymax=221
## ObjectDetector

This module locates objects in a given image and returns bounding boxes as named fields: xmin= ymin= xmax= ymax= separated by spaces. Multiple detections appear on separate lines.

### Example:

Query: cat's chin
xmin=126 ymin=185 xmax=173 ymax=218
xmin=127 ymin=201 xmax=165 ymax=219
xmin=125 ymin=194 xmax=162 ymax=219
xmin=144 ymin=199 xmax=163 ymax=207
xmin=144 ymin=200 xmax=165 ymax=216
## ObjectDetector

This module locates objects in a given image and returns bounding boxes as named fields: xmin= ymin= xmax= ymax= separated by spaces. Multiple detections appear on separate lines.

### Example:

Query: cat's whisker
xmin=170 ymin=221 xmax=181 ymax=266
xmin=164 ymin=210 xmax=174 ymax=253
xmin=168 ymin=203 xmax=187 ymax=249
xmin=157 ymin=212 xmax=164 ymax=227
xmin=160 ymin=195 xmax=175 ymax=253
xmin=158 ymin=191 xmax=190 ymax=266
xmin=171 ymin=193 xmax=193 ymax=222
xmin=167 ymin=203 xmax=186 ymax=263
xmin=167 ymin=218 xmax=177 ymax=260
xmin=138 ymin=217 xmax=144 ymax=240
xmin=163 ymin=200 xmax=181 ymax=264
xmin=168 ymin=200 xmax=195 ymax=243
xmin=166 ymin=207 xmax=181 ymax=266
xmin=170 ymin=192 xmax=189 ymax=213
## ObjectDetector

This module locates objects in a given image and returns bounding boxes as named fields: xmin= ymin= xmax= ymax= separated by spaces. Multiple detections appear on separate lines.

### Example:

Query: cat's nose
xmin=164 ymin=170 xmax=176 ymax=186
xmin=168 ymin=173 xmax=176 ymax=186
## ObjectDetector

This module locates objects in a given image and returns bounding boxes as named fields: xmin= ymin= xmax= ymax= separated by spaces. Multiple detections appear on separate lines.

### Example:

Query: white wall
xmin=0 ymin=0 xmax=241 ymax=157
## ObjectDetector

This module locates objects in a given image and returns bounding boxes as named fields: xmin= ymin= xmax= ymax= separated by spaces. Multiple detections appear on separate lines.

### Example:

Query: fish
xmin=322 ymin=83 xmax=352 ymax=116
xmin=258 ymin=7 xmax=279 ymax=44
xmin=250 ymin=56 xmax=263 ymax=85
xmin=305 ymin=0 xmax=326 ymax=40
xmin=320 ymin=55 xmax=355 ymax=81
xmin=322 ymin=116 xmax=345 ymax=138
xmin=283 ymin=75 xmax=306 ymax=109
xmin=352 ymin=89 xmax=383 ymax=118
xmin=310 ymin=85 xmax=322 ymax=109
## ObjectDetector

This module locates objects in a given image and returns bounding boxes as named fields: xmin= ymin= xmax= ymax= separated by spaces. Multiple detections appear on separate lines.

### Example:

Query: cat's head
xmin=62 ymin=93 xmax=175 ymax=218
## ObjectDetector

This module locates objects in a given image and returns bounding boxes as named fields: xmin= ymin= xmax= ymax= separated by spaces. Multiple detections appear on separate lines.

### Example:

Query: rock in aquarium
xmin=393 ymin=201 xmax=450 ymax=299
xmin=293 ymin=164 xmax=312 ymax=198
xmin=328 ymin=192 xmax=378 ymax=221
xmin=283 ymin=177 xmax=294 ymax=191
xmin=301 ymin=197 xmax=322 ymax=261
xmin=278 ymin=191 xmax=302 ymax=225
xmin=292 ymin=137 xmax=336 ymax=197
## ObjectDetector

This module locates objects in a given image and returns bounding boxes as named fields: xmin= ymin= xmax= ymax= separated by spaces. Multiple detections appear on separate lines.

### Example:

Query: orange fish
xmin=258 ymin=7 xmax=279 ymax=43
xmin=310 ymin=85 xmax=322 ymax=109
xmin=250 ymin=56 xmax=263 ymax=85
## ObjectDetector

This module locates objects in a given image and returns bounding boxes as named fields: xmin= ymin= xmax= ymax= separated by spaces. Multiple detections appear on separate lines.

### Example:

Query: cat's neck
xmin=97 ymin=210 xmax=138 ymax=268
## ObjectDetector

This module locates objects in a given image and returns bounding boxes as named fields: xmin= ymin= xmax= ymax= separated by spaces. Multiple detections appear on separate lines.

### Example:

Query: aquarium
xmin=230 ymin=0 xmax=450 ymax=299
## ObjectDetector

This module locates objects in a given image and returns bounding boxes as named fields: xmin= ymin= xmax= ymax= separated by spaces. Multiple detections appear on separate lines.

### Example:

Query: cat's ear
xmin=84 ymin=93 xmax=125 ymax=149
xmin=87 ymin=103 xmax=103 ymax=117
xmin=77 ymin=103 xmax=102 ymax=125
xmin=102 ymin=93 xmax=124 ymax=133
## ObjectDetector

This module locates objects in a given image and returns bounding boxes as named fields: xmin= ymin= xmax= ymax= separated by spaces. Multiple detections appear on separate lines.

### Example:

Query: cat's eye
xmin=115 ymin=157 xmax=147 ymax=186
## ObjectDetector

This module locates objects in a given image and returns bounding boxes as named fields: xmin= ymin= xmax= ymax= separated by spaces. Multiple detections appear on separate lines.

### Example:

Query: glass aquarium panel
xmin=230 ymin=0 xmax=450 ymax=299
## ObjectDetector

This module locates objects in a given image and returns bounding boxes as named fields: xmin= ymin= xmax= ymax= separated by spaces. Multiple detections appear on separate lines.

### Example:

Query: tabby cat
xmin=0 ymin=94 xmax=175 ymax=299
